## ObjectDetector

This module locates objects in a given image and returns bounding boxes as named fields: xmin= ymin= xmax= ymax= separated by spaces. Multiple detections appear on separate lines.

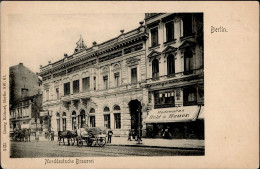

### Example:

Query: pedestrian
xmin=132 ymin=129 xmax=136 ymax=140
xmin=107 ymin=129 xmax=113 ymax=143
xmin=35 ymin=129 xmax=40 ymax=142
xmin=50 ymin=131 xmax=54 ymax=141
xmin=127 ymin=129 xmax=132 ymax=141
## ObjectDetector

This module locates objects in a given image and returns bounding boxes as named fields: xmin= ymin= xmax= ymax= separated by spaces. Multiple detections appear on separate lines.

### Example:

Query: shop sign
xmin=144 ymin=106 xmax=200 ymax=123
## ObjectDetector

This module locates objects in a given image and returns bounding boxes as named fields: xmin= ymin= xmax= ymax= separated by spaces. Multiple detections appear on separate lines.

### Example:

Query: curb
xmin=106 ymin=143 xmax=205 ymax=150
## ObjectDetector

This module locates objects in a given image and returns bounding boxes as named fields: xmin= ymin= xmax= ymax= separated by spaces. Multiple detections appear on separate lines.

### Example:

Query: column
xmin=70 ymin=81 xmax=73 ymax=95
xmin=110 ymin=112 xmax=114 ymax=129
xmin=79 ymin=78 xmax=82 ymax=92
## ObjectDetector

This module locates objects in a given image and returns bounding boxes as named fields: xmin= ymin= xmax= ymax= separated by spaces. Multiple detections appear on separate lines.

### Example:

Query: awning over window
xmin=198 ymin=106 xmax=204 ymax=119
xmin=144 ymin=106 xmax=200 ymax=123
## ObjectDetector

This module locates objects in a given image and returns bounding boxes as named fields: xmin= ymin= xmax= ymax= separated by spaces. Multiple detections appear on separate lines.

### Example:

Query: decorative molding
xmin=126 ymin=57 xmax=140 ymax=66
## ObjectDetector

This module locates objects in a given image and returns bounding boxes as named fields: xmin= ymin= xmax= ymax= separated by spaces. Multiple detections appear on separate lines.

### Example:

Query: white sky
xmin=8 ymin=13 xmax=145 ymax=73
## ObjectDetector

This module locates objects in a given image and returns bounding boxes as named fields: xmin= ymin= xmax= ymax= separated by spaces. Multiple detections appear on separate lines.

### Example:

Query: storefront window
xmin=154 ymin=89 xmax=175 ymax=108
xmin=183 ymin=86 xmax=197 ymax=106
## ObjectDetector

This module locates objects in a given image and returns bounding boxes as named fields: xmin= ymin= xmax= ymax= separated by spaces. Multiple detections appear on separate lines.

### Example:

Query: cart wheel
xmin=97 ymin=137 xmax=106 ymax=147
xmin=78 ymin=140 xmax=83 ymax=147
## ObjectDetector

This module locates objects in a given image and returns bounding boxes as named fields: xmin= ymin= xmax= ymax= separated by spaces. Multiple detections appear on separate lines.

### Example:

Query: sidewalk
xmin=29 ymin=136 xmax=204 ymax=150
xmin=107 ymin=137 xmax=204 ymax=150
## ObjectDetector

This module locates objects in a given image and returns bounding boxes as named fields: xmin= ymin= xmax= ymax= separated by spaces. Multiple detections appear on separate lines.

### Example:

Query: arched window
xmin=114 ymin=105 xmax=121 ymax=111
xmin=89 ymin=108 xmax=95 ymax=127
xmin=167 ymin=54 xmax=175 ymax=75
xmin=152 ymin=59 xmax=159 ymax=78
xmin=62 ymin=112 xmax=66 ymax=131
xmin=184 ymin=49 xmax=193 ymax=75
xmin=113 ymin=105 xmax=121 ymax=129
xmin=71 ymin=111 xmax=76 ymax=130
xmin=103 ymin=106 xmax=110 ymax=112
xmin=103 ymin=106 xmax=110 ymax=129
xmin=78 ymin=110 xmax=86 ymax=128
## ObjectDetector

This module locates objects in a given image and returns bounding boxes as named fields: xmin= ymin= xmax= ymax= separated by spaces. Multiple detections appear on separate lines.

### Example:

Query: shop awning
xmin=198 ymin=106 xmax=204 ymax=119
xmin=144 ymin=106 xmax=201 ymax=123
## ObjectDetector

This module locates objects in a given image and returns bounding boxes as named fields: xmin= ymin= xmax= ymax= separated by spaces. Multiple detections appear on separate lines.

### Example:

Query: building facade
xmin=39 ymin=24 xmax=149 ymax=136
xmin=143 ymin=13 xmax=204 ymax=139
xmin=39 ymin=13 xmax=204 ymax=139
xmin=9 ymin=63 xmax=42 ymax=133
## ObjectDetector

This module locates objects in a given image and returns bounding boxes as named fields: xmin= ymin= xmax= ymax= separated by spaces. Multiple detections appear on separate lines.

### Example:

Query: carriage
xmin=12 ymin=128 xmax=31 ymax=142
xmin=77 ymin=127 xmax=107 ymax=147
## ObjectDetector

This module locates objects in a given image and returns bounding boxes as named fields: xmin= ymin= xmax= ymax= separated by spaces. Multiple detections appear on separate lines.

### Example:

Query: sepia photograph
xmin=1 ymin=1 xmax=258 ymax=169
xmin=8 ymin=13 xmax=204 ymax=158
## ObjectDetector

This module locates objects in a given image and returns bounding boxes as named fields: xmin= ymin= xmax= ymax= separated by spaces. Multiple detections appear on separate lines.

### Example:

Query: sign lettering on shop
xmin=158 ymin=109 xmax=184 ymax=113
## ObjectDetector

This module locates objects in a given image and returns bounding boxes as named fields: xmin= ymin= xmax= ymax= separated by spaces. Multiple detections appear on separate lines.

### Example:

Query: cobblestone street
xmin=10 ymin=140 xmax=204 ymax=157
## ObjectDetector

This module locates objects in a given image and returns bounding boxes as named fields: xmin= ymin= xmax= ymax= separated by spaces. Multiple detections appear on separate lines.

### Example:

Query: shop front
xmin=144 ymin=106 xmax=204 ymax=139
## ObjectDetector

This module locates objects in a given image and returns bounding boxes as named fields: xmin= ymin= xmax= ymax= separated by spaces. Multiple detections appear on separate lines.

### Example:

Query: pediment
xmin=162 ymin=46 xmax=177 ymax=54
xmin=147 ymin=50 xmax=161 ymax=58
xmin=178 ymin=40 xmax=196 ymax=49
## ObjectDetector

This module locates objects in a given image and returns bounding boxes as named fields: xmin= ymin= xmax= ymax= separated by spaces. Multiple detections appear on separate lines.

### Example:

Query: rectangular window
xmin=166 ymin=21 xmax=174 ymax=42
xmin=57 ymin=119 xmax=60 ymax=131
xmin=90 ymin=116 xmax=96 ymax=127
xmin=104 ymin=114 xmax=111 ymax=129
xmin=82 ymin=77 xmax=90 ymax=92
xmin=72 ymin=117 xmax=76 ymax=130
xmin=103 ymin=75 xmax=108 ymax=89
xmin=114 ymin=73 xmax=120 ymax=87
xmin=73 ymin=80 xmax=79 ymax=93
xmin=131 ymin=68 xmax=137 ymax=84
xmin=183 ymin=15 xmax=193 ymax=37
xmin=151 ymin=27 xmax=158 ymax=47
xmin=114 ymin=113 xmax=121 ymax=129
xmin=93 ymin=76 xmax=96 ymax=90
xmin=64 ymin=82 xmax=70 ymax=95
xmin=154 ymin=90 xmax=175 ymax=109
xmin=183 ymin=86 xmax=197 ymax=106
xmin=56 ymin=88 xmax=59 ymax=99
xmin=62 ymin=118 xmax=66 ymax=131
xmin=46 ymin=90 xmax=49 ymax=101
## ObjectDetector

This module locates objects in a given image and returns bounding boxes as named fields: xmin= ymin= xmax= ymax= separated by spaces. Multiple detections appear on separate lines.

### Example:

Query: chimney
xmin=120 ymin=29 xmax=124 ymax=34
xmin=48 ymin=61 xmax=51 ymax=64
xmin=92 ymin=41 xmax=97 ymax=46
xmin=64 ymin=53 xmax=68 ymax=58
xmin=139 ymin=21 xmax=144 ymax=26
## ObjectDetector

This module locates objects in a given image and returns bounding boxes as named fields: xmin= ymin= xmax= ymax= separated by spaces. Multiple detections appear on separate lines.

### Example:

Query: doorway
xmin=128 ymin=100 xmax=142 ymax=131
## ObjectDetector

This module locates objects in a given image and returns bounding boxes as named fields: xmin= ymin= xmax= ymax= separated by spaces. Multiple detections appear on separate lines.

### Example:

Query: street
xmin=10 ymin=141 xmax=204 ymax=157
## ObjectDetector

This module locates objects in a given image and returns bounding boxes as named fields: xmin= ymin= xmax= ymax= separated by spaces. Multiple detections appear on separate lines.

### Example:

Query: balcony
xmin=146 ymin=68 xmax=204 ymax=84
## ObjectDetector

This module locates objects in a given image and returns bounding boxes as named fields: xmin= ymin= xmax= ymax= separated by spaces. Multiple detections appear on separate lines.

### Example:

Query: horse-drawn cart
xmin=77 ymin=127 xmax=107 ymax=147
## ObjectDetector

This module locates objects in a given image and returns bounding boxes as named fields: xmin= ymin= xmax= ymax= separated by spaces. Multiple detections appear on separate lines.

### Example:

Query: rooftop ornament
xmin=120 ymin=29 xmax=124 ymax=34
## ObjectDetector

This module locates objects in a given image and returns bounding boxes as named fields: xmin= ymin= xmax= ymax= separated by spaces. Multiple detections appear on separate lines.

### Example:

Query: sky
xmin=8 ymin=13 xmax=145 ymax=73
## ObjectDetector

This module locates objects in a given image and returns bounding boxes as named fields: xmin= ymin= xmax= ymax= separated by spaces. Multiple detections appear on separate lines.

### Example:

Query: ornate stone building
xmin=39 ymin=24 xmax=148 ymax=136
xmin=143 ymin=13 xmax=204 ymax=139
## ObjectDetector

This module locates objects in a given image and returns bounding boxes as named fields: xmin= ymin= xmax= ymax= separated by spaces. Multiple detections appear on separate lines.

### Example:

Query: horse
xmin=58 ymin=130 xmax=77 ymax=146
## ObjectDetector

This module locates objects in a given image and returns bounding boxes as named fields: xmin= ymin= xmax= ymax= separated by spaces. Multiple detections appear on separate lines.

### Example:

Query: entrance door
xmin=128 ymin=100 xmax=142 ymax=131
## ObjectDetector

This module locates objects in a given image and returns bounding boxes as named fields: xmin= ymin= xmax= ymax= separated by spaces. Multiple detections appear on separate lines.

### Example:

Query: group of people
xmin=128 ymin=129 xmax=142 ymax=141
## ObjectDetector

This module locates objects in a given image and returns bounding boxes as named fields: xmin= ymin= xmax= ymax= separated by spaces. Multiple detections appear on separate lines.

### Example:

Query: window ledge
xmin=148 ymin=44 xmax=160 ymax=51
xmin=180 ymin=34 xmax=195 ymax=41
xmin=163 ymin=39 xmax=177 ymax=46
